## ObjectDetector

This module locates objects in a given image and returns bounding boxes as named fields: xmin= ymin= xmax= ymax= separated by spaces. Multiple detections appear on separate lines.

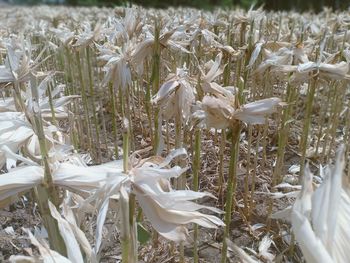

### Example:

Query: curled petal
xmin=233 ymin=97 xmax=282 ymax=124
xmin=0 ymin=166 xmax=43 ymax=205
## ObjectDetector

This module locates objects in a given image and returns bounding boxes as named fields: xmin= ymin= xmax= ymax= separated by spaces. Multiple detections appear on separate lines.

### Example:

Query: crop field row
xmin=0 ymin=5 xmax=349 ymax=262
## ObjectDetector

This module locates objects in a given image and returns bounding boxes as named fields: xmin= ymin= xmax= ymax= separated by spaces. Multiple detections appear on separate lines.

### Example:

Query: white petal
xmin=23 ymin=228 xmax=72 ymax=263
xmin=247 ymin=42 xmax=263 ymax=68
xmin=0 ymin=166 xmax=43 ymax=203
xmin=63 ymin=203 xmax=97 ymax=263
xmin=204 ymin=52 xmax=223 ymax=82
xmin=152 ymin=79 xmax=179 ymax=105
xmin=53 ymin=160 xmax=123 ymax=192
xmin=158 ymin=148 xmax=187 ymax=168
xmin=9 ymin=255 xmax=37 ymax=262
xmin=48 ymin=202 xmax=84 ymax=263
xmin=134 ymin=187 xmax=224 ymax=242
xmin=291 ymin=211 xmax=334 ymax=263
xmin=233 ymin=98 xmax=281 ymax=124
xmin=258 ymin=235 xmax=274 ymax=261
xmin=226 ymin=238 xmax=260 ymax=263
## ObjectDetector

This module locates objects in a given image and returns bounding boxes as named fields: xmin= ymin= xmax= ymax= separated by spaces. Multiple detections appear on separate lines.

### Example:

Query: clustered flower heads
xmin=0 ymin=72 xmax=76 ymax=170
xmin=0 ymin=36 xmax=225 ymax=259
xmin=0 ymin=29 xmax=224 ymax=260
xmin=0 ymin=148 xmax=224 ymax=253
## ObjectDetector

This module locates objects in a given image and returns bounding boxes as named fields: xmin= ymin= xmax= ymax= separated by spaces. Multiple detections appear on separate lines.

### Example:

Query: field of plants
xmin=0 ymin=4 xmax=350 ymax=263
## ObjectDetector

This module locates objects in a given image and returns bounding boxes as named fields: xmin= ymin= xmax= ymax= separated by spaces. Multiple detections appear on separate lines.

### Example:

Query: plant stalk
xmin=221 ymin=122 xmax=241 ymax=263
xmin=193 ymin=128 xmax=201 ymax=263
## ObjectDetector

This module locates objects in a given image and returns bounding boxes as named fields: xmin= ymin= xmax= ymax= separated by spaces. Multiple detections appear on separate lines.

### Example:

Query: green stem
xmin=243 ymin=126 xmax=252 ymax=219
xmin=315 ymin=83 xmax=332 ymax=155
xmin=326 ymin=84 xmax=343 ymax=162
xmin=121 ymin=118 xmax=136 ymax=262
xmin=125 ymin=86 xmax=135 ymax=152
xmin=175 ymin=115 xmax=183 ymax=188
xmin=66 ymin=47 xmax=83 ymax=150
xmin=129 ymin=194 xmax=137 ymax=262
xmin=144 ymin=60 xmax=154 ymax=142
xmin=221 ymin=123 xmax=241 ymax=263
xmin=218 ymin=130 xmax=226 ymax=203
xmin=151 ymin=21 xmax=161 ymax=154
xmin=75 ymin=51 xmax=93 ymax=156
xmin=273 ymin=82 xmax=297 ymax=184
xmin=193 ymin=129 xmax=201 ymax=263
xmin=299 ymin=77 xmax=317 ymax=182
xmin=47 ymin=82 xmax=57 ymax=125
xmin=123 ymin=119 xmax=130 ymax=173
xmin=109 ymin=83 xmax=120 ymax=159
xmin=121 ymin=189 xmax=130 ymax=263
xmin=249 ymin=130 xmax=261 ymax=219
xmin=28 ymin=77 xmax=67 ymax=255
xmin=267 ymin=82 xmax=297 ymax=229
xmin=86 ymin=46 xmax=102 ymax=163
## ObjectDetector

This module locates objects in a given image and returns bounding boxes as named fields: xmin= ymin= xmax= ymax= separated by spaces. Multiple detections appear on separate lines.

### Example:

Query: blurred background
xmin=1 ymin=0 xmax=349 ymax=12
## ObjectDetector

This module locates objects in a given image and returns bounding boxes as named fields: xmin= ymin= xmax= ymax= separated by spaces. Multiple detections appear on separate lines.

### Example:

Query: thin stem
xmin=218 ymin=130 xmax=226 ymax=203
xmin=244 ymin=125 xmax=252 ymax=219
xmin=299 ymin=77 xmax=317 ymax=182
xmin=121 ymin=189 xmax=131 ymax=263
xmin=151 ymin=20 xmax=161 ymax=154
xmin=86 ymin=46 xmax=102 ymax=163
xmin=221 ymin=123 xmax=241 ymax=263
xmin=193 ymin=128 xmax=201 ymax=263
xmin=121 ymin=118 xmax=137 ymax=262
xmin=47 ymin=81 xmax=57 ymax=126
xmin=28 ymin=77 xmax=66 ymax=255
xmin=109 ymin=82 xmax=120 ymax=159
xmin=249 ymin=130 xmax=261 ymax=219
xmin=123 ymin=119 xmax=130 ymax=173
xmin=129 ymin=194 xmax=138 ymax=262
xmin=144 ymin=60 xmax=154 ymax=143
xmin=65 ymin=47 xmax=82 ymax=149
xmin=75 ymin=51 xmax=93 ymax=156
xmin=273 ymin=82 xmax=297 ymax=184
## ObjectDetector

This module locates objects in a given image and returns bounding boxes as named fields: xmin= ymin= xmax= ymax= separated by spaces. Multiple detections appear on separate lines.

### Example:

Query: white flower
xmin=51 ymin=24 xmax=75 ymax=46
xmin=233 ymin=97 xmax=282 ymax=125
xmin=98 ymin=42 xmax=133 ymax=92
xmin=0 ymin=112 xmax=57 ymax=169
xmin=0 ymin=149 xmax=224 ymax=253
xmin=131 ymin=26 xmax=190 ymax=76
xmin=129 ymin=150 xmax=224 ymax=242
xmin=72 ymin=21 xmax=103 ymax=49
xmin=152 ymin=67 xmax=196 ymax=124
xmin=195 ymin=95 xmax=282 ymax=129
